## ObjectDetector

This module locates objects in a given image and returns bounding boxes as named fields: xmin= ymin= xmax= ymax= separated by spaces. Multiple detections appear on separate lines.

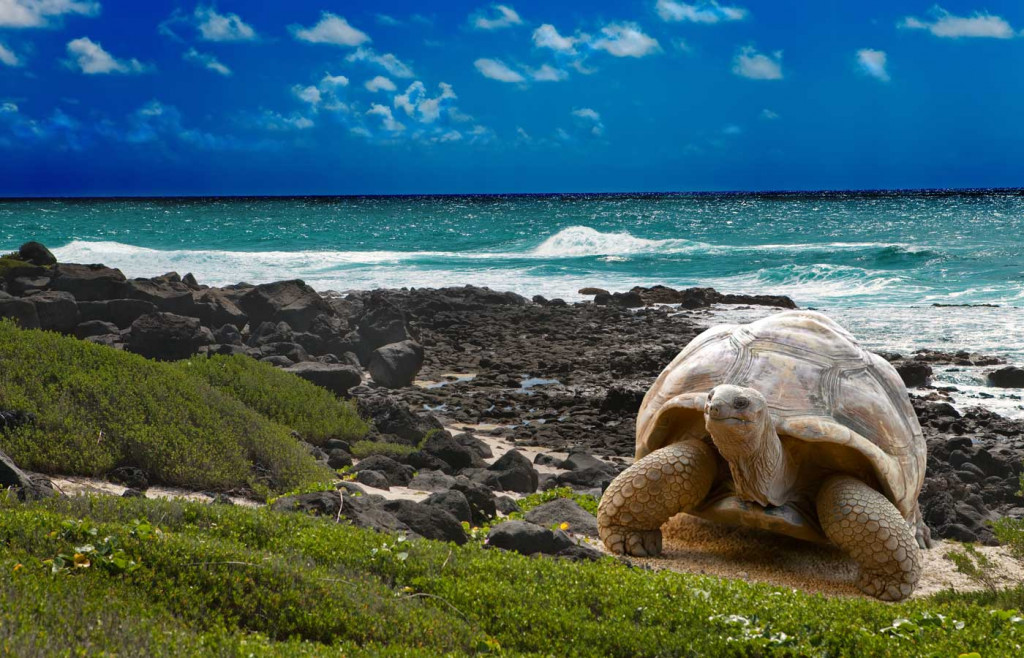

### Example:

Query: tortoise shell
xmin=635 ymin=310 xmax=926 ymax=520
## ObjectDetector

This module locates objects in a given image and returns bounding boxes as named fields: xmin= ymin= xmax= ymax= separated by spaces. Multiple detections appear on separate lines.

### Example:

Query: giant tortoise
xmin=597 ymin=310 xmax=932 ymax=601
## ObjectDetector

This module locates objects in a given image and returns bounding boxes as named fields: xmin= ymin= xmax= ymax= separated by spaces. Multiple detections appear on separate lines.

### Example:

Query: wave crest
xmin=530 ymin=226 xmax=701 ymax=257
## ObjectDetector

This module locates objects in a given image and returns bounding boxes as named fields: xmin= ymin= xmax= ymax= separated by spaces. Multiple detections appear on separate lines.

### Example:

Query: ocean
xmin=3 ymin=191 xmax=1022 ymax=415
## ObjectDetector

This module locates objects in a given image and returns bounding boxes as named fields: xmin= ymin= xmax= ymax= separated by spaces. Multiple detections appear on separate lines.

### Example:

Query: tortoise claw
xmin=601 ymin=526 xmax=662 ymax=557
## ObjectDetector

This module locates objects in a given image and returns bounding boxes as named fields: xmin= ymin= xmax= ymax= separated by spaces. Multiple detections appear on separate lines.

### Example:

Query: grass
xmin=0 ymin=493 xmax=1023 ymax=656
xmin=0 ymin=253 xmax=34 ymax=278
xmin=0 ymin=321 xmax=334 ymax=494
xmin=178 ymin=354 xmax=368 ymax=445
xmin=350 ymin=440 xmax=417 ymax=459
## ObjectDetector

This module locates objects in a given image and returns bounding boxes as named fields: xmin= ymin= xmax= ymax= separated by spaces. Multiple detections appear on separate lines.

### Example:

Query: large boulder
xmin=189 ymin=289 xmax=247 ymax=329
xmin=351 ymin=454 xmax=415 ymax=487
xmin=238 ymin=280 xmax=332 ymax=332
xmin=895 ymin=360 xmax=932 ymax=388
xmin=451 ymin=478 xmax=498 ymax=526
xmin=126 ymin=312 xmax=213 ymax=361
xmin=283 ymin=362 xmax=362 ymax=396
xmin=49 ymin=263 xmax=127 ymax=301
xmin=382 ymin=499 xmax=468 ymax=544
xmin=1 ymin=447 xmax=35 ymax=490
xmin=78 ymin=299 xmax=158 ymax=328
xmin=0 ymin=292 xmax=40 ymax=329
xmin=523 ymin=499 xmax=600 ymax=538
xmin=25 ymin=290 xmax=79 ymax=333
xmin=356 ymin=395 xmax=444 ymax=444
xmin=75 ymin=320 xmax=119 ymax=339
xmin=486 ymin=521 xmax=574 ymax=555
xmin=423 ymin=490 xmax=473 ymax=524
xmin=487 ymin=449 xmax=539 ymax=493
xmin=18 ymin=241 xmax=57 ymax=267
xmin=368 ymin=340 xmax=424 ymax=389
xmin=357 ymin=298 xmax=411 ymax=350
xmin=124 ymin=279 xmax=196 ymax=315
xmin=988 ymin=366 xmax=1024 ymax=388
xmin=421 ymin=430 xmax=481 ymax=471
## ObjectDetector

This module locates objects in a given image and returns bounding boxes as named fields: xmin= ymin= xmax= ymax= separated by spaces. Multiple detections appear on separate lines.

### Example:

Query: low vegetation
xmin=178 ymin=354 xmax=368 ymax=444
xmin=350 ymin=440 xmax=417 ymax=459
xmin=0 ymin=321 xmax=335 ymax=494
xmin=0 ymin=493 xmax=1023 ymax=656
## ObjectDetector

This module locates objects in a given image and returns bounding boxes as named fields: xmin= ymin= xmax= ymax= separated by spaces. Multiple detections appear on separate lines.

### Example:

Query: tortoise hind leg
xmin=598 ymin=440 xmax=716 ymax=557
xmin=816 ymin=475 xmax=921 ymax=601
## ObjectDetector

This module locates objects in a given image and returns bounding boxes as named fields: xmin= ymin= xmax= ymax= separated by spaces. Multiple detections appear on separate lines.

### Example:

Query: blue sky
xmin=2 ymin=1 xmax=1024 ymax=195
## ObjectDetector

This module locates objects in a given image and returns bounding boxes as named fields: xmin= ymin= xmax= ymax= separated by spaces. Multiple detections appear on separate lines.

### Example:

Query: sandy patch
xmin=595 ymin=513 xmax=1024 ymax=599
xmin=48 ymin=476 xmax=260 ymax=508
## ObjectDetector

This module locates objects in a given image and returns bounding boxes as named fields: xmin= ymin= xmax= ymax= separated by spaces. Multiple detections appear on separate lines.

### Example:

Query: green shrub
xmin=178 ymin=354 xmax=368 ymax=444
xmin=0 ymin=253 xmax=33 ymax=277
xmin=516 ymin=486 xmax=600 ymax=516
xmin=0 ymin=321 xmax=329 ymax=493
xmin=350 ymin=440 xmax=416 ymax=459
xmin=1 ymin=494 xmax=1024 ymax=657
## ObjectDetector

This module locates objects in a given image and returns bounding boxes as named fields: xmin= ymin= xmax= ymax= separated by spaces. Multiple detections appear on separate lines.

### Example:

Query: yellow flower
xmin=12 ymin=563 xmax=22 ymax=572
xmin=559 ymin=522 xmax=570 ymax=531
xmin=72 ymin=553 xmax=91 ymax=569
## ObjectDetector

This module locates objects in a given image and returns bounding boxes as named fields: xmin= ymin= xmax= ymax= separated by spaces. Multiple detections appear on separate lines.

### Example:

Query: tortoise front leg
xmin=598 ymin=440 xmax=716 ymax=557
xmin=816 ymin=475 xmax=921 ymax=601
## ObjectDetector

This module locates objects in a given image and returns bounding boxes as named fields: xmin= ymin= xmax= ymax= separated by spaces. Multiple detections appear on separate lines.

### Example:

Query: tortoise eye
xmin=733 ymin=397 xmax=749 ymax=409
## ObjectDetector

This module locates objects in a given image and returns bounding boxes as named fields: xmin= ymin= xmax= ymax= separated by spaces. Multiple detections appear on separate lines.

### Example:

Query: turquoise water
xmin=2 ymin=192 xmax=1023 ymax=369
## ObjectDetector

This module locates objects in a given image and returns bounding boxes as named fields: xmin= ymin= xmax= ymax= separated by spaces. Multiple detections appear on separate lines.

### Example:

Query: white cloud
xmin=365 ymin=75 xmax=396 ymax=92
xmin=760 ymin=108 xmax=779 ymax=120
xmin=722 ymin=124 xmax=741 ymax=135
xmin=292 ymin=12 xmax=370 ymax=47
xmin=183 ymin=47 xmax=231 ymax=76
xmin=194 ymin=5 xmax=256 ymax=42
xmin=572 ymin=107 xmax=604 ymax=136
xmin=856 ymin=48 xmax=889 ymax=82
xmin=376 ymin=14 xmax=400 ymax=26
xmin=474 ymin=57 xmax=525 ymax=83
xmin=656 ymin=1 xmax=747 ymax=24
xmin=732 ymin=45 xmax=782 ymax=80
xmin=367 ymin=103 xmax=404 ymax=132
xmin=532 ymin=23 xmax=580 ymax=54
xmin=0 ymin=0 xmax=98 ymax=29
xmin=472 ymin=4 xmax=522 ymax=30
xmin=254 ymin=110 xmax=313 ymax=131
xmin=293 ymin=84 xmax=321 ymax=107
xmin=65 ymin=37 xmax=148 ymax=75
xmin=320 ymin=73 xmax=349 ymax=89
xmin=530 ymin=64 xmax=567 ymax=82
xmin=0 ymin=41 xmax=20 ymax=66
xmin=899 ymin=8 xmax=1014 ymax=39
xmin=0 ymin=101 xmax=17 ymax=113
xmin=592 ymin=23 xmax=660 ymax=58
xmin=394 ymin=81 xmax=457 ymax=123
xmin=346 ymin=47 xmax=414 ymax=78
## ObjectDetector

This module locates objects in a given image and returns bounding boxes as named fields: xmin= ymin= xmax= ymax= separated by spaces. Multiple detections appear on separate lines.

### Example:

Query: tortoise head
xmin=704 ymin=385 xmax=772 ymax=462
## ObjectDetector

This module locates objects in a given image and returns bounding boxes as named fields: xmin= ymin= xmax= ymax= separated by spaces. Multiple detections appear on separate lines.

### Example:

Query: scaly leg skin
xmin=597 ymin=440 xmax=716 ymax=557
xmin=816 ymin=475 xmax=921 ymax=602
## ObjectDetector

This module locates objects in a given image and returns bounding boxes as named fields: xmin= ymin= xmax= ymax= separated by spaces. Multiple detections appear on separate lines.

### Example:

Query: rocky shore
xmin=2 ymin=241 xmax=1022 ymax=549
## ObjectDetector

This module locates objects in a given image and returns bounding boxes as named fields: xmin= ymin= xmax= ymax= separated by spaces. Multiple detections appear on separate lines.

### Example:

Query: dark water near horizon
xmin=2 ymin=190 xmax=1023 ymax=414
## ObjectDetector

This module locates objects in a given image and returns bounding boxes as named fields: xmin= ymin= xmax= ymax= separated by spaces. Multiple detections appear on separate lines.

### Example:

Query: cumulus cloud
xmin=471 ymin=4 xmax=522 ymax=30
xmin=532 ymin=23 xmax=580 ymax=54
xmin=65 ymin=37 xmax=148 ymax=75
xmin=529 ymin=64 xmax=567 ymax=82
xmin=732 ymin=45 xmax=782 ymax=80
xmin=572 ymin=107 xmax=604 ymax=136
xmin=367 ymin=103 xmax=404 ymax=132
xmin=194 ymin=5 xmax=256 ymax=42
xmin=655 ymin=1 xmax=747 ymax=24
xmin=899 ymin=7 xmax=1014 ymax=38
xmin=474 ymin=57 xmax=525 ymax=83
xmin=292 ymin=12 xmax=370 ymax=47
xmin=394 ymin=81 xmax=457 ymax=123
xmin=856 ymin=48 xmax=889 ymax=82
xmin=183 ymin=47 xmax=230 ymax=76
xmin=292 ymin=84 xmax=321 ymax=108
xmin=591 ymin=23 xmax=660 ymax=58
xmin=0 ymin=41 xmax=20 ymax=66
xmin=346 ymin=47 xmax=414 ymax=78
xmin=320 ymin=73 xmax=349 ymax=89
xmin=249 ymin=109 xmax=313 ymax=132
xmin=365 ymin=75 xmax=396 ymax=92
xmin=0 ymin=0 xmax=98 ymax=29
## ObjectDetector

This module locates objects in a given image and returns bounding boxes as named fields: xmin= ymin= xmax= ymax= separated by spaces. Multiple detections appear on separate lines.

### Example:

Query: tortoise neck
xmin=711 ymin=411 xmax=797 ymax=507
